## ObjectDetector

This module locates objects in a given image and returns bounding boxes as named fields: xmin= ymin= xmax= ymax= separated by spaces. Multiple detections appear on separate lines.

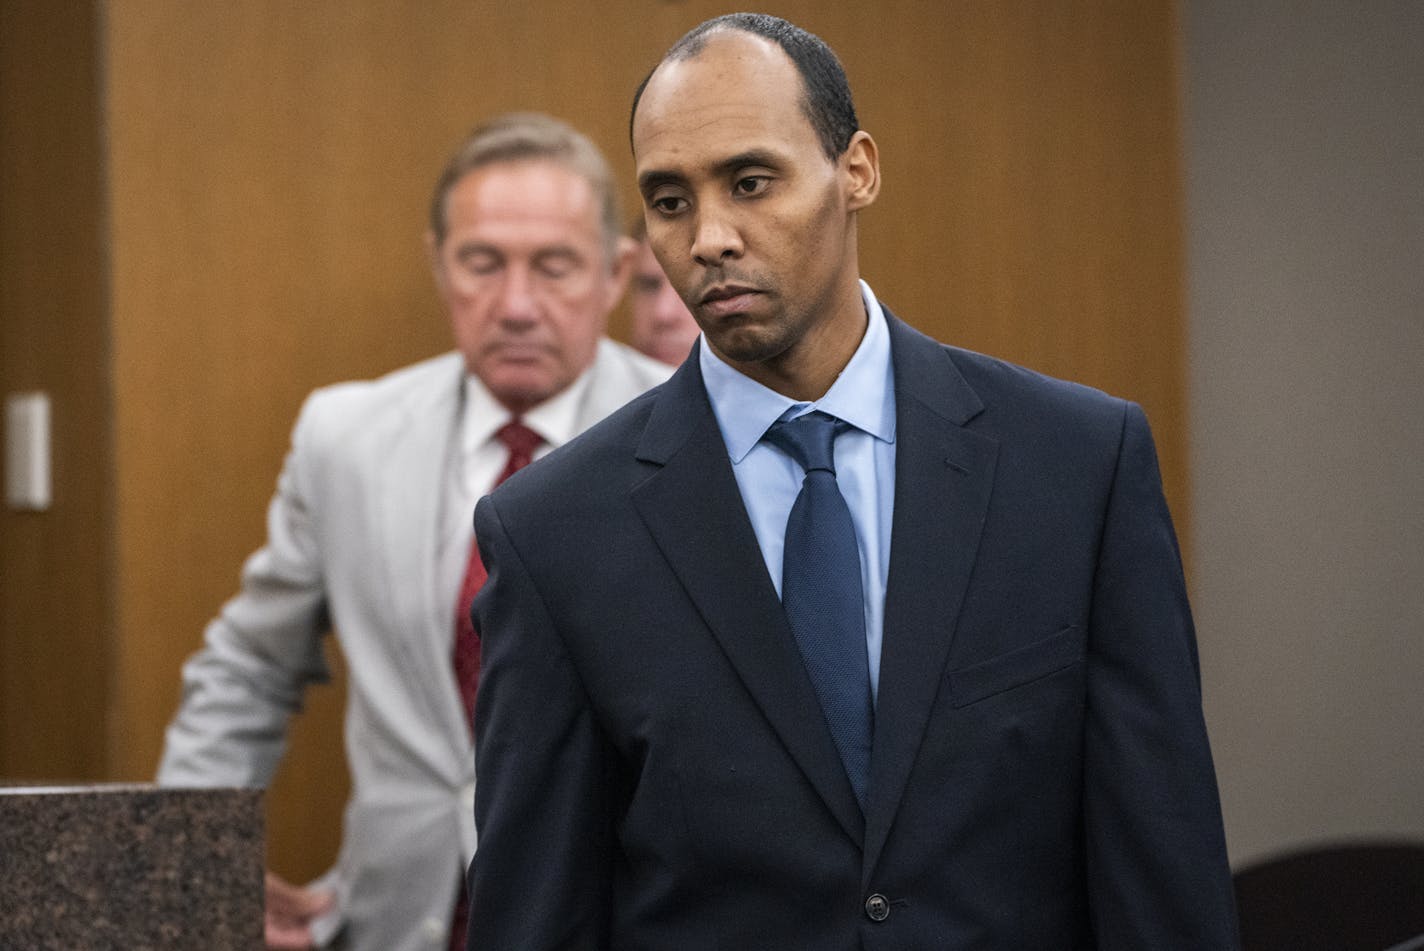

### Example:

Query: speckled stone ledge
xmin=0 ymin=784 xmax=263 ymax=950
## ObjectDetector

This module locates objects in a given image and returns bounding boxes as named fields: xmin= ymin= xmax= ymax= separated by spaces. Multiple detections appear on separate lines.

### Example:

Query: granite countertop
xmin=0 ymin=784 xmax=263 ymax=949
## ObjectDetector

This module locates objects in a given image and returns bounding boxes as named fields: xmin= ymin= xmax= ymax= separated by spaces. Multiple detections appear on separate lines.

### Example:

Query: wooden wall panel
xmin=100 ymin=0 xmax=1188 ymax=883
xmin=0 ymin=1 xmax=111 ymax=781
xmin=838 ymin=1 xmax=1189 ymax=523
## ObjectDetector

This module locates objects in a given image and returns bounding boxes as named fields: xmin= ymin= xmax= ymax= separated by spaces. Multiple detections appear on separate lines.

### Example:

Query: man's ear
xmin=843 ymin=131 xmax=881 ymax=212
xmin=605 ymin=235 xmax=639 ymax=308
xmin=424 ymin=230 xmax=447 ymax=291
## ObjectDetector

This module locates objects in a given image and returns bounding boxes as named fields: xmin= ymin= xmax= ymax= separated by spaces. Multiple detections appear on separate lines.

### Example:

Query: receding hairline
xmin=630 ymin=23 xmax=849 ymax=160
xmin=430 ymin=112 xmax=623 ymax=263
xmin=636 ymin=33 xmax=795 ymax=135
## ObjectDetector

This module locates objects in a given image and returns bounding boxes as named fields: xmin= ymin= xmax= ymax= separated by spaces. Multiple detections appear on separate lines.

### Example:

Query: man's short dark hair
xmin=630 ymin=13 xmax=859 ymax=161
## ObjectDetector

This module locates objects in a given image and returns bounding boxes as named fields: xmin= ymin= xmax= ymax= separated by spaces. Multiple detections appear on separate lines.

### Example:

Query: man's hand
xmin=264 ymin=870 xmax=335 ymax=950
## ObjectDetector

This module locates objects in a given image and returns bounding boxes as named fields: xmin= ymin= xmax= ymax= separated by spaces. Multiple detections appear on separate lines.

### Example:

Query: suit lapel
xmin=572 ymin=339 xmax=667 ymax=432
xmin=862 ymin=314 xmax=998 ymax=880
xmin=372 ymin=345 xmax=658 ymax=768
xmin=376 ymin=355 xmax=471 ymax=760
xmin=630 ymin=352 xmax=865 ymax=846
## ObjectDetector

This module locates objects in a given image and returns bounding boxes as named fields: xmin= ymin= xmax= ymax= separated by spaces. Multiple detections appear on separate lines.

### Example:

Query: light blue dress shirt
xmin=699 ymin=280 xmax=897 ymax=699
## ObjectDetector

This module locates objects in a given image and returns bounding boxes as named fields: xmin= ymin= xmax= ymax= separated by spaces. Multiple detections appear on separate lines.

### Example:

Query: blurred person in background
xmin=627 ymin=220 xmax=700 ymax=366
xmin=157 ymin=112 xmax=670 ymax=951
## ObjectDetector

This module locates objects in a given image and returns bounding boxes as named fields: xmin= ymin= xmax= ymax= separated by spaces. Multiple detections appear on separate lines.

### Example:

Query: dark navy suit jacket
xmin=468 ymin=311 xmax=1239 ymax=949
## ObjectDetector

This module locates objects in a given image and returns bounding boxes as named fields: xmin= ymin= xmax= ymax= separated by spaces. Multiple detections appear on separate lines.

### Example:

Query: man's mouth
xmin=489 ymin=341 xmax=552 ymax=361
xmin=699 ymin=284 xmax=762 ymax=317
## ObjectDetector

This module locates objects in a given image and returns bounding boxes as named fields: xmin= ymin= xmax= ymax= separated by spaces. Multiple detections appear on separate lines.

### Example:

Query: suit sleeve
xmin=1083 ymin=402 xmax=1240 ymax=948
xmin=156 ymin=395 xmax=332 ymax=787
xmin=467 ymin=495 xmax=615 ymax=951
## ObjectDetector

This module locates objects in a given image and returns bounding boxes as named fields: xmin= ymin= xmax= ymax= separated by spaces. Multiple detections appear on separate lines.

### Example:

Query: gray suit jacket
xmin=158 ymin=339 xmax=670 ymax=951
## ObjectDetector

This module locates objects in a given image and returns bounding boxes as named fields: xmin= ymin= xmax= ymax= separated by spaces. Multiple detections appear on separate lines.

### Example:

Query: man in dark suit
xmin=467 ymin=13 xmax=1239 ymax=949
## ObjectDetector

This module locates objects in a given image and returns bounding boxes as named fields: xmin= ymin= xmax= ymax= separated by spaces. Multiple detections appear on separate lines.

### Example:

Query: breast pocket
xmin=946 ymin=624 xmax=1086 ymax=708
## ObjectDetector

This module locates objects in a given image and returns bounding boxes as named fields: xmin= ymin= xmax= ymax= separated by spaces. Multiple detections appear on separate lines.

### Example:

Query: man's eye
xmin=459 ymin=250 xmax=501 ymax=275
xmin=651 ymin=195 xmax=687 ymax=215
xmin=734 ymin=176 xmax=769 ymax=196
xmin=537 ymin=258 xmax=577 ymax=279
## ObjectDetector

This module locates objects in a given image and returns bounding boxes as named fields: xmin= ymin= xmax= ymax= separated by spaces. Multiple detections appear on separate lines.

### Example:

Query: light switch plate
xmin=5 ymin=391 xmax=51 ymax=511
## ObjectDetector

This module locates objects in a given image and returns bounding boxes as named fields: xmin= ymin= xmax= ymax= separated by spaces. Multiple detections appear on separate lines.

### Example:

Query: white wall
xmin=1183 ymin=1 xmax=1424 ymax=866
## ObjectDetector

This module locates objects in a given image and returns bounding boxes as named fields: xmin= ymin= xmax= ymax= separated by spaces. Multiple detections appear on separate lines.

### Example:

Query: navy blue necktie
xmin=763 ymin=411 xmax=873 ymax=807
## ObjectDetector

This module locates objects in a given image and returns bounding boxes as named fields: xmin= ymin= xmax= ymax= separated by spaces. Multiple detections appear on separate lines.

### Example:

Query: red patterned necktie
xmin=452 ymin=418 xmax=543 ymax=733
xmin=450 ymin=419 xmax=541 ymax=950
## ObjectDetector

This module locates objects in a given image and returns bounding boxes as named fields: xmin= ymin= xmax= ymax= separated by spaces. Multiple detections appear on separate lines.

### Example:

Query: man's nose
xmin=690 ymin=206 xmax=743 ymax=267
xmin=495 ymin=266 xmax=539 ymax=324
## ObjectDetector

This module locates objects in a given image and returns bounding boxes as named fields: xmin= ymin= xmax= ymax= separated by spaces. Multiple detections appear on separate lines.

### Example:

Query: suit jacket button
xmin=864 ymin=893 xmax=890 ymax=922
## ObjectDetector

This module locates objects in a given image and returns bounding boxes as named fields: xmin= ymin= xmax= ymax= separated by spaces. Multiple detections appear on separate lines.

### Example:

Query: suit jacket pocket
xmin=946 ymin=624 xmax=1085 ymax=708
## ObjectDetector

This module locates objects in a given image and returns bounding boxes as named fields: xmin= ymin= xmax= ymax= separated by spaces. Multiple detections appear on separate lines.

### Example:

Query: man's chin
xmin=484 ymin=371 xmax=562 ymax=415
xmin=705 ymin=326 xmax=791 ymax=368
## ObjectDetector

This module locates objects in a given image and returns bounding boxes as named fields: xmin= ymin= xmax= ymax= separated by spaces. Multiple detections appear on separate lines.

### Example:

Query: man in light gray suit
xmin=157 ymin=113 xmax=670 ymax=951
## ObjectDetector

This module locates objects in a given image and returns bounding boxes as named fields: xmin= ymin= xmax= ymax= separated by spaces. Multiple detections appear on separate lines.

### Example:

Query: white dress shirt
xmin=436 ymin=367 xmax=595 ymax=631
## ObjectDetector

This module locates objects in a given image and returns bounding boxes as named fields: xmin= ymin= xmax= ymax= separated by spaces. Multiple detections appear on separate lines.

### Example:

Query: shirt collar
xmin=460 ymin=359 xmax=595 ymax=459
xmin=700 ymin=280 xmax=897 ymax=463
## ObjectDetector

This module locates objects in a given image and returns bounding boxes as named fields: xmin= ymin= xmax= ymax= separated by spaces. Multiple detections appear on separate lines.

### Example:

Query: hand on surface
xmin=264 ymin=870 xmax=335 ymax=950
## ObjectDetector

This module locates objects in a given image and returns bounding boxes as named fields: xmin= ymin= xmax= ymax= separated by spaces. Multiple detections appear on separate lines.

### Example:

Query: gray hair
xmin=429 ymin=112 xmax=622 ymax=263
